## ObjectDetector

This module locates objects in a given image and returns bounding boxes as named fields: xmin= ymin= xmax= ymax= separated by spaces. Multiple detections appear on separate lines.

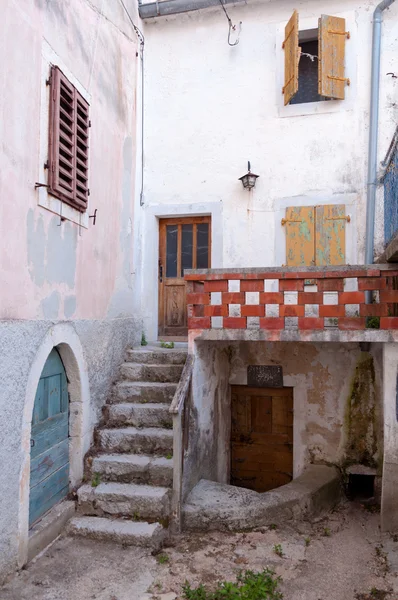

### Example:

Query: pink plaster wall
xmin=0 ymin=0 xmax=139 ymax=321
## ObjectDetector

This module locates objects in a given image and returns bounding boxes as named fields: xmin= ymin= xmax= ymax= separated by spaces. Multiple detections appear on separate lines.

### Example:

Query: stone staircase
xmin=68 ymin=345 xmax=187 ymax=548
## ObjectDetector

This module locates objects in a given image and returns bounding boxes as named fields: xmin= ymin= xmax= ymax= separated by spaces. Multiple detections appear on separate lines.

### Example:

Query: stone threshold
xmin=28 ymin=500 xmax=76 ymax=563
xmin=182 ymin=465 xmax=340 ymax=531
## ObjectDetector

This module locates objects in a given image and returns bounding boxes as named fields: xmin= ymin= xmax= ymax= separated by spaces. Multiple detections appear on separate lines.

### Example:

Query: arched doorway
xmin=29 ymin=348 xmax=69 ymax=526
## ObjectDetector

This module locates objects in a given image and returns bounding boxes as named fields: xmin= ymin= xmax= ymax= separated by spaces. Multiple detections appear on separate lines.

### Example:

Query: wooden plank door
xmin=158 ymin=216 xmax=211 ymax=338
xmin=30 ymin=348 xmax=69 ymax=526
xmin=231 ymin=386 xmax=293 ymax=493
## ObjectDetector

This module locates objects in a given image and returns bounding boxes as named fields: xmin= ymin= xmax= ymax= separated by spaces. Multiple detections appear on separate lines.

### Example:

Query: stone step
xmin=91 ymin=453 xmax=173 ymax=486
xmin=112 ymin=381 xmax=177 ymax=404
xmin=77 ymin=482 xmax=170 ymax=520
xmin=68 ymin=516 xmax=166 ymax=549
xmin=96 ymin=427 xmax=173 ymax=455
xmin=104 ymin=403 xmax=172 ymax=429
xmin=120 ymin=363 xmax=184 ymax=384
xmin=127 ymin=348 xmax=187 ymax=365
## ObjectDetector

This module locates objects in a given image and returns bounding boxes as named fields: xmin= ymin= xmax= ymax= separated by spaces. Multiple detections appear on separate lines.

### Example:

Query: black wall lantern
xmin=239 ymin=161 xmax=259 ymax=190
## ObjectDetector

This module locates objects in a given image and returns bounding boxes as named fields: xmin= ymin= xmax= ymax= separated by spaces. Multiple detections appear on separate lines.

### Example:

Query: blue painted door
xmin=29 ymin=348 xmax=69 ymax=526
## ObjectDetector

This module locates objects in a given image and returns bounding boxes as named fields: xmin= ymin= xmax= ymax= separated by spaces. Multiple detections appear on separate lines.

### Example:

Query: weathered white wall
xmin=140 ymin=0 xmax=398 ymax=338
xmin=381 ymin=343 xmax=398 ymax=532
xmin=0 ymin=0 xmax=142 ymax=581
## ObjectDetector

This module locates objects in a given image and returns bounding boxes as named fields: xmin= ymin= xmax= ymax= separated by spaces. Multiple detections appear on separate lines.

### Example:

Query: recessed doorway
xmin=231 ymin=386 xmax=293 ymax=492
xmin=158 ymin=216 xmax=211 ymax=338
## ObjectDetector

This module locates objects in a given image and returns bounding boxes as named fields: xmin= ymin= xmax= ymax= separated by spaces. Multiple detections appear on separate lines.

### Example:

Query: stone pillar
xmin=381 ymin=343 xmax=398 ymax=532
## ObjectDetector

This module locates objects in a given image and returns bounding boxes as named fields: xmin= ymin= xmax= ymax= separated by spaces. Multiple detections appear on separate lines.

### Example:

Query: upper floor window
xmin=48 ymin=66 xmax=90 ymax=212
xmin=283 ymin=11 xmax=350 ymax=106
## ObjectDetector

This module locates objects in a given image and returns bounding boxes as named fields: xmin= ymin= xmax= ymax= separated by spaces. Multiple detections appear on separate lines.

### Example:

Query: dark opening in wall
xmin=290 ymin=30 xmax=329 ymax=105
xmin=347 ymin=473 xmax=375 ymax=501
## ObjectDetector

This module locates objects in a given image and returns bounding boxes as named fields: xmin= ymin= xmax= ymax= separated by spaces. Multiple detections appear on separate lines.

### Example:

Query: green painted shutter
xmin=285 ymin=206 xmax=315 ymax=266
xmin=315 ymin=204 xmax=346 ymax=266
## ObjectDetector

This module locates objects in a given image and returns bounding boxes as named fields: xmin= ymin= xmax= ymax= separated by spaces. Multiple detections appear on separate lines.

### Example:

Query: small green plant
xmin=91 ymin=472 xmax=101 ymax=487
xmin=160 ymin=341 xmax=175 ymax=349
xmin=156 ymin=553 xmax=170 ymax=564
xmin=166 ymin=453 xmax=173 ymax=460
xmin=269 ymin=523 xmax=277 ymax=530
xmin=305 ymin=537 xmax=311 ymax=547
xmin=273 ymin=544 xmax=284 ymax=557
xmin=323 ymin=527 xmax=331 ymax=537
xmin=141 ymin=333 xmax=148 ymax=346
xmin=182 ymin=569 xmax=283 ymax=600
xmin=366 ymin=316 xmax=380 ymax=329
xmin=133 ymin=511 xmax=140 ymax=521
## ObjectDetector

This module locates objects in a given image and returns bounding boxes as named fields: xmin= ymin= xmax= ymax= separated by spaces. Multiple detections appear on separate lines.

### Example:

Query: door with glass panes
xmin=158 ymin=217 xmax=211 ymax=338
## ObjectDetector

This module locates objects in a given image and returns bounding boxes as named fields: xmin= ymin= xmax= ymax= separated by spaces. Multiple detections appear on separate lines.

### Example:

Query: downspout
xmin=365 ymin=0 xmax=396 ymax=266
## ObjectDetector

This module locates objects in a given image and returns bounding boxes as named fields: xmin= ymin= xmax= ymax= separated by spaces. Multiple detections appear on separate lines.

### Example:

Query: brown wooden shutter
xmin=315 ymin=204 xmax=346 ymax=266
xmin=48 ymin=66 xmax=89 ymax=212
xmin=284 ymin=206 xmax=315 ymax=266
xmin=318 ymin=15 xmax=349 ymax=100
xmin=282 ymin=10 xmax=300 ymax=106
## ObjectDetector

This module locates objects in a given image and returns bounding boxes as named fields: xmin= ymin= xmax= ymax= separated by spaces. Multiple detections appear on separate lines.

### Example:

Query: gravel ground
xmin=2 ymin=501 xmax=398 ymax=600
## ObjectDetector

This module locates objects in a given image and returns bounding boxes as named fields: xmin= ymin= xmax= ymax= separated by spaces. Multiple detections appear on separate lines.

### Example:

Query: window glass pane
xmin=196 ymin=223 xmax=209 ymax=269
xmin=181 ymin=225 xmax=193 ymax=276
xmin=166 ymin=225 xmax=178 ymax=277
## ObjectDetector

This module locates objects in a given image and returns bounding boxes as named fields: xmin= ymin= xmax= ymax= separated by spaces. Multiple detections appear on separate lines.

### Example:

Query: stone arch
xmin=17 ymin=323 xmax=91 ymax=566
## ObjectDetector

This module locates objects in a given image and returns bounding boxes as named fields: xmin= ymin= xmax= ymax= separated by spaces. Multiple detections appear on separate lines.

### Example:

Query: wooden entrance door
xmin=158 ymin=216 xmax=211 ymax=338
xmin=231 ymin=386 xmax=293 ymax=493
xmin=30 ymin=348 xmax=69 ymax=526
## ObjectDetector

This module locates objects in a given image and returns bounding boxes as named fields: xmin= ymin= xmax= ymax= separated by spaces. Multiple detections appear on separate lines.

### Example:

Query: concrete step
xmin=96 ymin=427 xmax=173 ymax=455
xmin=68 ymin=516 xmax=166 ymax=549
xmin=91 ymin=454 xmax=173 ymax=486
xmin=77 ymin=482 xmax=170 ymax=520
xmin=127 ymin=348 xmax=187 ymax=365
xmin=104 ymin=403 xmax=172 ymax=429
xmin=112 ymin=381 xmax=177 ymax=404
xmin=120 ymin=363 xmax=184 ymax=383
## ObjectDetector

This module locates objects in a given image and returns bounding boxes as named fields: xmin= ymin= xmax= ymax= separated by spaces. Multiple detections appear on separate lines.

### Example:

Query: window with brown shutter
xmin=282 ymin=12 xmax=350 ymax=105
xmin=48 ymin=66 xmax=90 ymax=212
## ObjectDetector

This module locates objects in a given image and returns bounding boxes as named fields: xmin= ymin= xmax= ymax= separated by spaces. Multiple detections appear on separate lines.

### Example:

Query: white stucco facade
xmin=139 ymin=0 xmax=398 ymax=339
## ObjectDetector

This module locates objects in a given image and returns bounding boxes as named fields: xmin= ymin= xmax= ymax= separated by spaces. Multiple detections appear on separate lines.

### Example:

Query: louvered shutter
xmin=48 ymin=66 xmax=89 ymax=212
xmin=285 ymin=206 xmax=315 ymax=266
xmin=318 ymin=15 xmax=349 ymax=100
xmin=315 ymin=205 xmax=346 ymax=265
xmin=282 ymin=10 xmax=300 ymax=106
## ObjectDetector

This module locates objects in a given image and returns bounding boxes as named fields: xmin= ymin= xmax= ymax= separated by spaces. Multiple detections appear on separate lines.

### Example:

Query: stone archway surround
xmin=17 ymin=323 xmax=91 ymax=567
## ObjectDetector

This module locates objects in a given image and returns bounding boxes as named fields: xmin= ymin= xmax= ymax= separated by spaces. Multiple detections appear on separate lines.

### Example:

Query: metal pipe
xmin=365 ymin=0 xmax=396 ymax=265
xmin=139 ymin=0 xmax=246 ymax=19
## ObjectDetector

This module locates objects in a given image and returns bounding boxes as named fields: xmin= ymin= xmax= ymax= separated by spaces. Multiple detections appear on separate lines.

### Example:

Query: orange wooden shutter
xmin=318 ymin=15 xmax=349 ymax=100
xmin=315 ymin=205 xmax=346 ymax=265
xmin=48 ymin=66 xmax=90 ymax=212
xmin=284 ymin=206 xmax=315 ymax=266
xmin=282 ymin=10 xmax=300 ymax=106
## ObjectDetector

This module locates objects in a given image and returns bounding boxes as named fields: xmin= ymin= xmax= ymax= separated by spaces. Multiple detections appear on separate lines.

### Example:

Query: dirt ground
xmin=2 ymin=501 xmax=398 ymax=600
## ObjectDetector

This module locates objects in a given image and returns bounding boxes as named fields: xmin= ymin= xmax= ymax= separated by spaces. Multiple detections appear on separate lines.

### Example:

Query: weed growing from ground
xmin=182 ymin=569 xmax=283 ymax=600
xmin=141 ymin=333 xmax=148 ymax=346
xmin=91 ymin=472 xmax=101 ymax=487
xmin=156 ymin=553 xmax=170 ymax=565
xmin=305 ymin=537 xmax=311 ymax=547
xmin=160 ymin=341 xmax=175 ymax=349
xmin=273 ymin=544 xmax=284 ymax=557
xmin=323 ymin=527 xmax=331 ymax=537
xmin=269 ymin=524 xmax=277 ymax=530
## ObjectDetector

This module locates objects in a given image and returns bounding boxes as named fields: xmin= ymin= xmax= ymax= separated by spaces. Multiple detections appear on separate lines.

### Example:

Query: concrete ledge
xmin=182 ymin=465 xmax=340 ymax=531
xmin=193 ymin=329 xmax=398 ymax=343
xmin=28 ymin=501 xmax=76 ymax=562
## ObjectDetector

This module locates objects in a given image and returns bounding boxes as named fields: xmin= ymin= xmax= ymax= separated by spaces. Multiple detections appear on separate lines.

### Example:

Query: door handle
xmin=159 ymin=261 xmax=163 ymax=283
xmin=30 ymin=439 xmax=35 ymax=447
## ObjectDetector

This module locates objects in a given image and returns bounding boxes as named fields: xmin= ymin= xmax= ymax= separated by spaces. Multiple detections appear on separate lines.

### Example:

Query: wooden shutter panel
xmin=318 ymin=15 xmax=349 ymax=100
xmin=315 ymin=205 xmax=346 ymax=266
xmin=282 ymin=10 xmax=300 ymax=106
xmin=48 ymin=66 xmax=89 ymax=212
xmin=284 ymin=206 xmax=315 ymax=266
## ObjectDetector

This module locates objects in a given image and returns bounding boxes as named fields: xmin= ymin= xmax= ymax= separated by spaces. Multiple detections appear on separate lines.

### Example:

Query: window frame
xmin=277 ymin=13 xmax=356 ymax=118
